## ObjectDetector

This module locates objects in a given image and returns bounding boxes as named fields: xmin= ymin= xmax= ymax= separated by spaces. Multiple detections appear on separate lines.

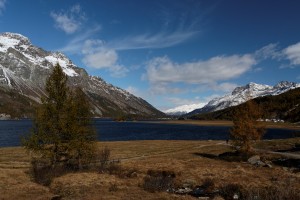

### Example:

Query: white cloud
xmin=80 ymin=39 xmax=128 ymax=77
xmin=0 ymin=0 xmax=6 ymax=14
xmin=50 ymin=4 xmax=86 ymax=34
xmin=144 ymin=55 xmax=256 ymax=85
xmin=283 ymin=42 xmax=300 ymax=66
xmin=82 ymin=48 xmax=118 ymax=69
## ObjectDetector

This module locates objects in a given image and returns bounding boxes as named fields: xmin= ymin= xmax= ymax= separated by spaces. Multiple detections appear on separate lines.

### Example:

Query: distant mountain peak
xmin=186 ymin=81 xmax=300 ymax=116
xmin=164 ymin=103 xmax=206 ymax=116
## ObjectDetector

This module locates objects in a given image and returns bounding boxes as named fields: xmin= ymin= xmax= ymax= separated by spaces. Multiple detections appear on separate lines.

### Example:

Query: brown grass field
xmin=1 ymin=137 xmax=300 ymax=200
xmin=0 ymin=121 xmax=299 ymax=199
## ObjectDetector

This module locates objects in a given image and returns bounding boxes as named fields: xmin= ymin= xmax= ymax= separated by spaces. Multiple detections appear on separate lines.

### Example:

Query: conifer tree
xmin=230 ymin=100 xmax=265 ymax=153
xmin=23 ymin=64 xmax=96 ymax=168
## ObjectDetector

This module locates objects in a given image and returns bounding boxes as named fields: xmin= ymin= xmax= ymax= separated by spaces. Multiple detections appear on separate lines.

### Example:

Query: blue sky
xmin=1 ymin=0 xmax=300 ymax=111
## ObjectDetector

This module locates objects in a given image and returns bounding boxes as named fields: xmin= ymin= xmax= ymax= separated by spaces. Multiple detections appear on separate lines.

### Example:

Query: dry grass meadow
xmin=1 ymin=137 xmax=300 ymax=200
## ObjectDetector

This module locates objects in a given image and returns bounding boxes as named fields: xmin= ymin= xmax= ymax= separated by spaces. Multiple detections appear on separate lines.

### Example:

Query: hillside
xmin=190 ymin=87 xmax=300 ymax=123
xmin=186 ymin=81 xmax=300 ymax=117
xmin=0 ymin=32 xmax=164 ymax=119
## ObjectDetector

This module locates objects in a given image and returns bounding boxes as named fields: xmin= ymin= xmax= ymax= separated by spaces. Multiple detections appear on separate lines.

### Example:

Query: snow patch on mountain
xmin=164 ymin=103 xmax=206 ymax=115
xmin=187 ymin=81 xmax=300 ymax=116
xmin=45 ymin=54 xmax=78 ymax=77
xmin=0 ymin=32 xmax=78 ymax=77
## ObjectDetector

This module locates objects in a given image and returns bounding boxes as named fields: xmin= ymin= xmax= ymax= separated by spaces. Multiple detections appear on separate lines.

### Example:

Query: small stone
xmin=248 ymin=155 xmax=260 ymax=165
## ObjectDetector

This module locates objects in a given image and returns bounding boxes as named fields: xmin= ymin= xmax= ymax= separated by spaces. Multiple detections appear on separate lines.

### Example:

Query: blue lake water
xmin=0 ymin=119 xmax=299 ymax=147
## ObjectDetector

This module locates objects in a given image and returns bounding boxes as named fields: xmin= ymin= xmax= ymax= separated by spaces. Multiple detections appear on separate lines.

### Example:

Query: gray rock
xmin=248 ymin=155 xmax=261 ymax=165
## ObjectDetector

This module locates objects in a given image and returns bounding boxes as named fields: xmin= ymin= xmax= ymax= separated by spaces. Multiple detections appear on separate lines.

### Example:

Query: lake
xmin=0 ymin=119 xmax=298 ymax=147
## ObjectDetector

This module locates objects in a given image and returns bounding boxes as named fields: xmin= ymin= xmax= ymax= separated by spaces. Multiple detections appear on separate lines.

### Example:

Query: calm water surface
xmin=0 ymin=119 xmax=298 ymax=147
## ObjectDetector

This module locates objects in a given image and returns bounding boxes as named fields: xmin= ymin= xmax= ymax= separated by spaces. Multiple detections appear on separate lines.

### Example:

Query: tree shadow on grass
xmin=193 ymin=151 xmax=251 ymax=162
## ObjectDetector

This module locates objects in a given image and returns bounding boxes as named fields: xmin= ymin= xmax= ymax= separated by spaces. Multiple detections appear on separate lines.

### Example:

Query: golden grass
xmin=0 ymin=140 xmax=299 ymax=199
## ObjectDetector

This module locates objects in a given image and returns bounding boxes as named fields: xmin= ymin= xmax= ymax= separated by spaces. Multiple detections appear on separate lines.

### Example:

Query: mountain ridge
xmin=190 ymin=87 xmax=300 ymax=123
xmin=0 ymin=32 xmax=164 ymax=119
xmin=186 ymin=81 xmax=300 ymax=117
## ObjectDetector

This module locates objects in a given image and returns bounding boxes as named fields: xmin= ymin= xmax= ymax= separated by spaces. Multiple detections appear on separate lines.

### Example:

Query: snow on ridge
xmin=204 ymin=81 xmax=300 ymax=112
xmin=0 ymin=35 xmax=20 ymax=52
xmin=0 ymin=32 xmax=31 ymax=52
xmin=0 ymin=33 xmax=78 ymax=77
xmin=45 ymin=54 xmax=78 ymax=77
xmin=164 ymin=103 xmax=206 ymax=114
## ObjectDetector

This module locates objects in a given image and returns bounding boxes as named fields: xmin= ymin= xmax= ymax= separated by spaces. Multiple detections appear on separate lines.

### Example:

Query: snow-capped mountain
xmin=164 ymin=103 xmax=206 ymax=116
xmin=0 ymin=32 xmax=163 ymax=118
xmin=187 ymin=81 xmax=300 ymax=116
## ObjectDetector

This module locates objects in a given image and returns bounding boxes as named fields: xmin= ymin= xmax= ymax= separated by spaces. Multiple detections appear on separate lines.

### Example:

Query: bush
xmin=244 ymin=186 xmax=300 ymax=200
xmin=219 ymin=183 xmax=245 ymax=200
xmin=219 ymin=182 xmax=300 ymax=200
xmin=142 ymin=170 xmax=176 ymax=193
xmin=30 ymin=158 xmax=70 ymax=186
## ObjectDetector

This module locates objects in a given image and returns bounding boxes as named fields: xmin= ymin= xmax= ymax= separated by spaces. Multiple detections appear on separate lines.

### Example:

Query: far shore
xmin=155 ymin=119 xmax=300 ymax=130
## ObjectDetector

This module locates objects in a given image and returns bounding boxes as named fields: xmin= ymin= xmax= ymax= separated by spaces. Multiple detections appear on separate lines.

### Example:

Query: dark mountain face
xmin=0 ymin=32 xmax=164 ymax=119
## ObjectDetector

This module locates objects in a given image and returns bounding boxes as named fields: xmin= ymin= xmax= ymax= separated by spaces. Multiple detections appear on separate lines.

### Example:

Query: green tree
xmin=230 ymin=100 xmax=265 ymax=153
xmin=23 ymin=64 xmax=96 ymax=169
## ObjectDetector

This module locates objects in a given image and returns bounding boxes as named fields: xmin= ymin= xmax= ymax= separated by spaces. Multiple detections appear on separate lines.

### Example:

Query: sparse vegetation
xmin=142 ymin=170 xmax=176 ymax=192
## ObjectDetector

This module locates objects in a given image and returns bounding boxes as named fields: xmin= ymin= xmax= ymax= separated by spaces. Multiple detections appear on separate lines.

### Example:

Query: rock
xmin=175 ymin=187 xmax=193 ymax=194
xmin=248 ymin=155 xmax=261 ymax=165
xmin=282 ymin=167 xmax=289 ymax=171
xmin=248 ymin=155 xmax=272 ymax=167
xmin=264 ymin=161 xmax=273 ymax=168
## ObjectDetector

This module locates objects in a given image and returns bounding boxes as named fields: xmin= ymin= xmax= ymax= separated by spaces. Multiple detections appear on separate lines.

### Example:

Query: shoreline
xmin=154 ymin=119 xmax=300 ymax=130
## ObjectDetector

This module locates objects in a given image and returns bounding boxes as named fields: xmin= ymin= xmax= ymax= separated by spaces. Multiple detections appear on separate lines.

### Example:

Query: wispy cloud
xmin=0 ymin=0 xmax=6 ymax=15
xmin=50 ymin=4 xmax=86 ymax=34
xmin=254 ymin=43 xmax=282 ymax=61
xmin=108 ymin=30 xmax=199 ymax=50
xmin=58 ymin=25 xmax=101 ymax=53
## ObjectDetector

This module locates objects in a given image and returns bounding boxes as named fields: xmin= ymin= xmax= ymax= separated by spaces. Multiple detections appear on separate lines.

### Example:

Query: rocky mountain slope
xmin=0 ymin=32 xmax=164 ymax=119
xmin=186 ymin=81 xmax=300 ymax=117
xmin=190 ymin=87 xmax=300 ymax=123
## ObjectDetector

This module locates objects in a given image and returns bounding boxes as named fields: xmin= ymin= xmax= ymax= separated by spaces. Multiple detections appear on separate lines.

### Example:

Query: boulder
xmin=248 ymin=155 xmax=261 ymax=165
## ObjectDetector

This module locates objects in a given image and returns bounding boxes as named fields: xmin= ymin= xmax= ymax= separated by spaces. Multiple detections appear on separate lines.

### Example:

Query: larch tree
xmin=23 ymin=64 xmax=96 ymax=169
xmin=230 ymin=99 xmax=265 ymax=153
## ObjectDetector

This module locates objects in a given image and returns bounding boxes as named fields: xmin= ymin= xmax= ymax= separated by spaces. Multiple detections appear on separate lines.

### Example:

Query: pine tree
xmin=230 ymin=100 xmax=265 ymax=153
xmin=23 ymin=64 xmax=96 ymax=168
